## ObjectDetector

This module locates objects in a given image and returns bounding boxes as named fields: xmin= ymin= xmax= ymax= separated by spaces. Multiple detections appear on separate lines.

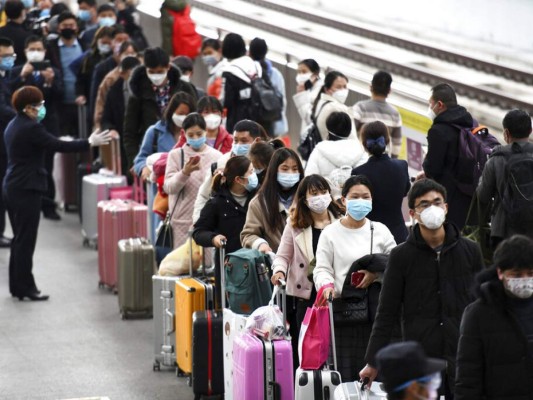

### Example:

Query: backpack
xmin=492 ymin=142 xmax=533 ymax=236
xmin=297 ymin=101 xmax=331 ymax=161
xmin=235 ymin=65 xmax=283 ymax=123
xmin=453 ymin=124 xmax=500 ymax=196
xmin=168 ymin=5 xmax=201 ymax=58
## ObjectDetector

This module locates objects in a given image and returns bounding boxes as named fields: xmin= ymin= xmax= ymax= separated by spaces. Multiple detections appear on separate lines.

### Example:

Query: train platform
xmin=0 ymin=211 xmax=193 ymax=400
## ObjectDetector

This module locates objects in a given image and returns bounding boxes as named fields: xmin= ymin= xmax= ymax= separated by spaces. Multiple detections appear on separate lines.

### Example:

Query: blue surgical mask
xmin=202 ymin=55 xmax=219 ymax=67
xmin=98 ymin=17 xmax=116 ymax=27
xmin=78 ymin=9 xmax=92 ymax=21
xmin=21 ymin=0 xmax=33 ymax=8
xmin=232 ymin=143 xmax=251 ymax=156
xmin=254 ymin=168 xmax=264 ymax=175
xmin=346 ymin=199 xmax=372 ymax=221
xmin=40 ymin=8 xmax=50 ymax=18
xmin=97 ymin=43 xmax=112 ymax=55
xmin=243 ymin=172 xmax=258 ymax=192
xmin=187 ymin=135 xmax=206 ymax=150
xmin=277 ymin=172 xmax=300 ymax=189
xmin=36 ymin=105 xmax=46 ymax=122
xmin=0 ymin=56 xmax=15 ymax=71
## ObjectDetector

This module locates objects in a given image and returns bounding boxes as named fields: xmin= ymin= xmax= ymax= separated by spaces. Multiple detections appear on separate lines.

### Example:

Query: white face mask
xmin=332 ymin=88 xmax=349 ymax=104
xmin=180 ymin=75 xmax=191 ymax=82
xmin=204 ymin=114 xmax=222 ymax=130
xmin=307 ymin=193 xmax=331 ymax=214
xmin=172 ymin=114 xmax=186 ymax=128
xmin=147 ymin=72 xmax=167 ymax=87
xmin=418 ymin=205 xmax=446 ymax=230
xmin=503 ymin=277 xmax=533 ymax=299
xmin=26 ymin=50 xmax=45 ymax=63
xmin=296 ymin=72 xmax=312 ymax=85
xmin=427 ymin=104 xmax=437 ymax=120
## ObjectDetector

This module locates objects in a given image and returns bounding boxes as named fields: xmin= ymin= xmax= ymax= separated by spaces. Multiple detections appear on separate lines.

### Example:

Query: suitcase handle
xmin=165 ymin=308 xmax=175 ymax=335
xmin=219 ymin=240 xmax=226 ymax=309
xmin=328 ymin=293 xmax=338 ymax=372
xmin=269 ymin=279 xmax=288 ymax=338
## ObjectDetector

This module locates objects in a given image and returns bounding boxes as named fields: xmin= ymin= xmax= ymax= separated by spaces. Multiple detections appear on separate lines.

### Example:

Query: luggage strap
xmin=207 ymin=311 xmax=213 ymax=395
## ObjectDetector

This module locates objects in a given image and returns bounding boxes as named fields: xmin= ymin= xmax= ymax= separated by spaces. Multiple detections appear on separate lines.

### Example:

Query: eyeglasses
xmin=414 ymin=199 xmax=444 ymax=211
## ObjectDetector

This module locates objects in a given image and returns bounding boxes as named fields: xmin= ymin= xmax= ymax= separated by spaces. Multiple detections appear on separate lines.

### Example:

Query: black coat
xmin=423 ymin=105 xmax=474 ymax=230
xmin=3 ymin=114 xmax=89 ymax=192
xmin=0 ymin=21 xmax=31 ymax=66
xmin=455 ymin=268 xmax=533 ymax=399
xmin=222 ymin=67 xmax=253 ymax=133
xmin=0 ymin=74 xmax=16 ymax=159
xmin=365 ymin=223 xmax=484 ymax=388
xmin=101 ymin=76 xmax=126 ymax=132
xmin=353 ymin=154 xmax=410 ymax=244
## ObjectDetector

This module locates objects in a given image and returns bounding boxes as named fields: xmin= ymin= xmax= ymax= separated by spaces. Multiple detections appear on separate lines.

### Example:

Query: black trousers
xmin=41 ymin=148 xmax=56 ymax=213
xmin=0 ymin=155 xmax=7 ymax=236
xmin=4 ymin=185 xmax=42 ymax=295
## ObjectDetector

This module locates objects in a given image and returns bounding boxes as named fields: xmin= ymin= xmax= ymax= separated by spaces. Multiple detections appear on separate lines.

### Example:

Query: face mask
xmin=36 ymin=105 xmax=46 ymax=122
xmin=21 ymin=0 xmax=33 ymax=8
xmin=26 ymin=50 xmax=45 ymax=63
xmin=242 ymin=172 xmax=258 ymax=192
xmin=172 ymin=114 xmax=186 ymax=128
xmin=40 ymin=8 xmax=50 ymax=18
xmin=187 ymin=135 xmax=206 ymax=150
xmin=98 ymin=17 xmax=116 ymax=27
xmin=60 ymin=28 xmax=76 ymax=40
xmin=147 ymin=72 xmax=167 ymax=86
xmin=346 ymin=199 xmax=372 ymax=221
xmin=97 ymin=42 xmax=112 ymax=55
xmin=202 ymin=55 xmax=219 ymax=67
xmin=427 ymin=104 xmax=437 ymax=120
xmin=503 ymin=277 xmax=533 ymax=299
xmin=254 ymin=167 xmax=264 ymax=175
xmin=204 ymin=114 xmax=222 ymax=130
xmin=307 ymin=193 xmax=332 ymax=214
xmin=418 ymin=205 xmax=446 ymax=230
xmin=232 ymin=143 xmax=251 ymax=156
xmin=332 ymin=88 xmax=349 ymax=104
xmin=180 ymin=75 xmax=191 ymax=83
xmin=277 ymin=172 xmax=300 ymax=189
xmin=296 ymin=72 xmax=312 ymax=85
xmin=78 ymin=9 xmax=92 ymax=22
xmin=0 ymin=56 xmax=15 ymax=71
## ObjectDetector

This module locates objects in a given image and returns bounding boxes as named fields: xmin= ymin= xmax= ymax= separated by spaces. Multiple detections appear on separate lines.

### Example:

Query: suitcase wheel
xmin=176 ymin=368 xmax=186 ymax=378
xmin=187 ymin=375 xmax=192 ymax=387
xmin=121 ymin=313 xmax=127 ymax=320
xmin=153 ymin=361 xmax=160 ymax=372
xmin=98 ymin=282 xmax=104 ymax=289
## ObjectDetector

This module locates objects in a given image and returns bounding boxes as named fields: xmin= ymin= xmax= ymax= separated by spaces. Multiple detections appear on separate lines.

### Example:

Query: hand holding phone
xmin=351 ymin=271 xmax=365 ymax=287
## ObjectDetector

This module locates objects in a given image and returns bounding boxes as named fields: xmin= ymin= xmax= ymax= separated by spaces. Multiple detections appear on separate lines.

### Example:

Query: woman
xmin=248 ymin=139 xmax=285 ymax=185
xmin=4 ymin=86 xmax=111 ymax=301
xmin=292 ymin=59 xmax=322 ymax=135
xmin=193 ymin=156 xmax=257 ymax=305
xmin=271 ymin=175 xmax=344 ymax=332
xmin=314 ymin=175 xmax=396 ymax=381
xmin=175 ymin=96 xmax=232 ymax=153
xmin=352 ymin=121 xmax=411 ymax=244
xmin=200 ymin=38 xmax=227 ymax=100
xmin=164 ymin=113 xmax=222 ymax=248
xmin=311 ymin=70 xmax=355 ymax=141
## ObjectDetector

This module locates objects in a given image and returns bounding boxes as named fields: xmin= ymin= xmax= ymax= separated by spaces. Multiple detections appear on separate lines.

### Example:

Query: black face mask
xmin=60 ymin=28 xmax=76 ymax=40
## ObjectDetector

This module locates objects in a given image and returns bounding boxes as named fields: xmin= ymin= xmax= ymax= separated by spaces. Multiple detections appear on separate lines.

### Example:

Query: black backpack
xmin=297 ymin=101 xmax=331 ymax=161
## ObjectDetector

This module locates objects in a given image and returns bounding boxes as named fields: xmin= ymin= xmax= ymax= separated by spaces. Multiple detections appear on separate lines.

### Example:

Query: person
xmin=249 ymin=37 xmax=287 ymax=137
xmin=353 ymin=121 xmax=410 ymax=244
xmin=77 ymin=0 xmax=98 ymax=32
xmin=292 ymin=58 xmax=322 ymax=136
xmin=79 ymin=3 xmax=117 ymax=50
xmin=477 ymin=109 xmax=533 ymax=248
xmin=313 ymin=175 xmax=396 ymax=381
xmin=171 ymin=55 xmax=204 ymax=99
xmin=175 ymin=95 xmax=231 ymax=154
xmin=160 ymin=0 xmax=188 ymax=56
xmin=193 ymin=155 xmax=257 ymax=307
xmin=271 ymin=175 xmax=344 ymax=333
xmin=123 ymin=46 xmax=196 ymax=169
xmin=113 ymin=0 xmax=148 ymax=51
xmin=455 ymin=235 xmax=533 ymax=399
xmin=11 ymin=34 xmax=62 ymax=221
xmin=353 ymin=70 xmax=402 ymax=158
xmin=163 ymin=113 xmax=221 ymax=248
xmin=422 ymin=83 xmax=474 ymax=230
xmin=376 ymin=341 xmax=446 ymax=400
xmin=0 ymin=0 xmax=31 ymax=67
xmin=4 ymin=86 xmax=111 ymax=301
xmin=200 ymin=38 xmax=226 ymax=100
xmin=248 ymin=138 xmax=285 ymax=186
xmin=311 ymin=70 xmax=355 ymax=140
xmin=360 ymin=178 xmax=484 ymax=399
xmin=305 ymin=111 xmax=367 ymax=198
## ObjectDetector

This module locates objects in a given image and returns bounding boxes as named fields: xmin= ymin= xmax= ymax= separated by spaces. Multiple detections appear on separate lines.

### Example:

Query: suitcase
xmin=295 ymin=296 xmax=342 ymax=400
xmin=98 ymin=200 xmax=148 ymax=290
xmin=82 ymin=172 xmax=127 ymax=248
xmin=333 ymin=380 xmax=387 ymax=399
xmin=232 ymin=282 xmax=294 ymax=400
xmin=223 ymin=308 xmax=248 ymax=400
xmin=53 ymin=146 xmax=78 ymax=211
xmin=77 ymin=161 xmax=103 ymax=222
xmin=100 ymin=135 xmax=122 ymax=176
xmin=117 ymin=238 xmax=155 ymax=319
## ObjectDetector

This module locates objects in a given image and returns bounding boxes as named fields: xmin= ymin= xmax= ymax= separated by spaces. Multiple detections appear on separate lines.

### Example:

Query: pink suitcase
xmin=97 ymin=200 xmax=148 ymax=290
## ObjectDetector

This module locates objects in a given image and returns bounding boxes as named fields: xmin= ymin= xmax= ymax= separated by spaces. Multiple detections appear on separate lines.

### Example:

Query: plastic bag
xmin=158 ymin=237 xmax=202 ymax=276
xmin=245 ymin=285 xmax=286 ymax=341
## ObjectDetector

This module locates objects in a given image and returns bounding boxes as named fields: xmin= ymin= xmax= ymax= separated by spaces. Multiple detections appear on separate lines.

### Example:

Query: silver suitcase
xmin=81 ymin=171 xmax=127 ymax=247
xmin=334 ymin=380 xmax=387 ymax=399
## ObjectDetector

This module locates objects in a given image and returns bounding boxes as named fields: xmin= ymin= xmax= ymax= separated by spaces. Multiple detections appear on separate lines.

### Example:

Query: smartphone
xmin=191 ymin=155 xmax=201 ymax=163
xmin=351 ymin=271 xmax=365 ymax=287
xmin=31 ymin=60 xmax=51 ymax=71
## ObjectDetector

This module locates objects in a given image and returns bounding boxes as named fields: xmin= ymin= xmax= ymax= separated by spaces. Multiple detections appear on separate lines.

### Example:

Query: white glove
xmin=88 ymin=129 xmax=112 ymax=147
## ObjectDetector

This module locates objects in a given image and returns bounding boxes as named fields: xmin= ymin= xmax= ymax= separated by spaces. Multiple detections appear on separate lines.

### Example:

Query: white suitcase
xmin=223 ymin=308 xmax=248 ymax=400
xmin=334 ymin=380 xmax=387 ymax=399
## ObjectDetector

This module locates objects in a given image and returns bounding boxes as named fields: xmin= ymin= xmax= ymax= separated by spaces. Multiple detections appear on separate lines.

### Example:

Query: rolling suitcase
xmin=117 ymin=238 xmax=155 ymax=319
xmin=295 ymin=296 xmax=342 ymax=399
xmin=333 ymin=379 xmax=387 ymax=399
xmin=232 ymin=282 xmax=294 ymax=400
xmin=223 ymin=308 xmax=247 ymax=400
xmin=53 ymin=144 xmax=78 ymax=211
xmin=100 ymin=135 xmax=122 ymax=176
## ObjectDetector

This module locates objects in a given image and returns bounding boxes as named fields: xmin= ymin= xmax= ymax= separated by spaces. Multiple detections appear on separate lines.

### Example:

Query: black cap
xmin=171 ymin=55 xmax=194 ymax=73
xmin=376 ymin=341 xmax=446 ymax=393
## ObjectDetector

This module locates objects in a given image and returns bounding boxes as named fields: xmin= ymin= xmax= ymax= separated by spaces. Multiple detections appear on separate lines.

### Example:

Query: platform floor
xmin=0 ymin=211 xmax=194 ymax=400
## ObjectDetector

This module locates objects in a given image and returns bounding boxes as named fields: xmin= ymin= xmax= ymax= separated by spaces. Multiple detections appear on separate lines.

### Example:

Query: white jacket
xmin=292 ymin=77 xmax=323 ymax=136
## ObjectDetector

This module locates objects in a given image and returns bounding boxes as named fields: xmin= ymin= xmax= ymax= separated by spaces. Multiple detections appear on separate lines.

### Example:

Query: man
xmin=360 ymin=178 xmax=484 ymax=399
xmin=123 ymin=46 xmax=196 ymax=169
xmin=11 ymin=34 xmax=62 ymax=220
xmin=0 ymin=0 xmax=31 ymax=66
xmin=353 ymin=70 xmax=402 ymax=158
xmin=455 ymin=235 xmax=533 ymax=399
xmin=0 ymin=37 xmax=16 ymax=247
xmin=171 ymin=55 xmax=204 ymax=99
xmin=422 ymin=83 xmax=474 ymax=230
xmin=477 ymin=109 xmax=533 ymax=248
xmin=375 ymin=341 xmax=445 ymax=400
xmin=79 ymin=3 xmax=117 ymax=49
xmin=77 ymin=0 xmax=98 ymax=32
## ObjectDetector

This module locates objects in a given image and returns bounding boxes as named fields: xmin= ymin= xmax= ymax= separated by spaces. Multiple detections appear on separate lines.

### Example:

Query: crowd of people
xmin=0 ymin=1 xmax=531 ymax=399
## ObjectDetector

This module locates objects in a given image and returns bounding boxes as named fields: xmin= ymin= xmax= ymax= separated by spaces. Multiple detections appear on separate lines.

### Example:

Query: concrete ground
xmin=0 ymin=211 xmax=194 ymax=400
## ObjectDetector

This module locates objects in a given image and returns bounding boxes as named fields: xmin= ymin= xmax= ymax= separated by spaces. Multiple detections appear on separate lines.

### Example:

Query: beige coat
xmin=93 ymin=67 xmax=121 ymax=129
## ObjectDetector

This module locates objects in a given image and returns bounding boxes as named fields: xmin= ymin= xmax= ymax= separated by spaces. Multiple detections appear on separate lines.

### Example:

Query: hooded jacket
xmin=123 ymin=64 xmax=196 ymax=168
xmin=305 ymin=138 xmax=368 ymax=177
xmin=455 ymin=267 xmax=533 ymax=399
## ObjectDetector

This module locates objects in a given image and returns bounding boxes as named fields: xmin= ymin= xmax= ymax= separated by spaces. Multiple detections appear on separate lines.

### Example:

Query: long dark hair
xmin=258 ymin=148 xmax=304 ymax=234
xmin=211 ymin=156 xmax=250 ymax=193
xmin=311 ymin=70 xmax=348 ymax=119
xmin=163 ymin=91 xmax=196 ymax=132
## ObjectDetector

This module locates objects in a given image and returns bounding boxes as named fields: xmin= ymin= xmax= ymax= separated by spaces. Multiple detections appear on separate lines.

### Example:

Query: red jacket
xmin=176 ymin=125 xmax=233 ymax=154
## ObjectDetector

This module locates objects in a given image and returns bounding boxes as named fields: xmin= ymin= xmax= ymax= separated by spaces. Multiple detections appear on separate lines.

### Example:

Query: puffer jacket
xmin=160 ymin=0 xmax=188 ymax=55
